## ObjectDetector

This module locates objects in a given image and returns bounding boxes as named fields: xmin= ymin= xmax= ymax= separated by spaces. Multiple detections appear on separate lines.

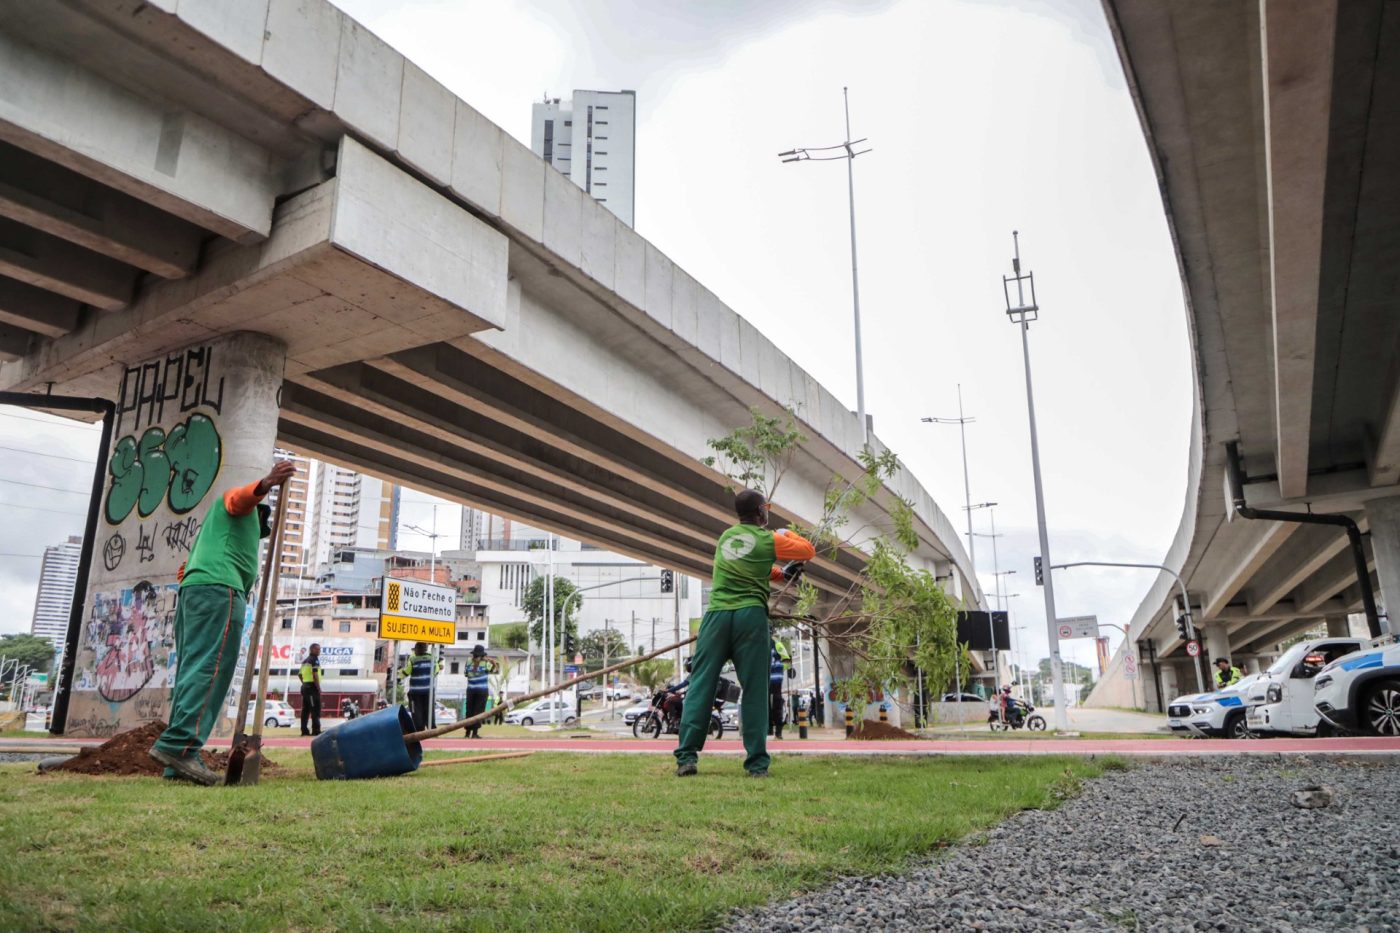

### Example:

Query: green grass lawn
xmin=0 ymin=751 xmax=1110 ymax=931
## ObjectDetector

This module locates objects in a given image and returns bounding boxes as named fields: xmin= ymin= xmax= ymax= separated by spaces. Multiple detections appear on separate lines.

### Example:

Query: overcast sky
xmin=0 ymin=0 xmax=1192 ymax=677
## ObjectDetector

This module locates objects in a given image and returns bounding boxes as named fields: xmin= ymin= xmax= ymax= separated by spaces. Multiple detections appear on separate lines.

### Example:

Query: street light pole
xmin=922 ymin=390 xmax=977 ymax=580
xmin=780 ymin=88 xmax=873 ymax=447
xmin=1002 ymin=232 xmax=1069 ymax=731
xmin=1050 ymin=560 xmax=1205 ymax=693
xmin=967 ymin=501 xmax=1002 ymax=691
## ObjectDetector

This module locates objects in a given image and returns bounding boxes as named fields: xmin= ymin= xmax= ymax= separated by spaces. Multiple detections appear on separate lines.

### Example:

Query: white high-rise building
xmin=460 ymin=505 xmax=548 ymax=552
xmin=531 ymin=90 xmax=636 ymax=227
xmin=307 ymin=463 xmax=400 ymax=572
xmin=267 ymin=450 xmax=314 ymax=580
xmin=31 ymin=535 xmax=82 ymax=644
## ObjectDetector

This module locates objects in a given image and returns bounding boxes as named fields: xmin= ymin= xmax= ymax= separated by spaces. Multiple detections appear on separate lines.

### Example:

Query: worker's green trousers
xmin=674 ymin=605 xmax=772 ymax=773
xmin=153 ymin=585 xmax=246 ymax=762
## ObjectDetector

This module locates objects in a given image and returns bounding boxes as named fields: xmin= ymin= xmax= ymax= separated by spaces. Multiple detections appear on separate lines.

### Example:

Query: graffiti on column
xmin=72 ymin=581 xmax=179 ymax=704
xmin=105 ymin=413 xmax=222 ymax=525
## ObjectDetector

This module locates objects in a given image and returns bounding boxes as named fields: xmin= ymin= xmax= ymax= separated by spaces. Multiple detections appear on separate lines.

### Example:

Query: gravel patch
xmin=723 ymin=756 xmax=1400 ymax=932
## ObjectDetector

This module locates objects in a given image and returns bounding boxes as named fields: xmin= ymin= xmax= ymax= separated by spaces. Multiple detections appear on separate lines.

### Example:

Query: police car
xmin=1314 ymin=637 xmax=1400 ymax=736
xmin=1165 ymin=673 xmax=1266 ymax=738
xmin=1244 ymin=637 xmax=1365 ymax=737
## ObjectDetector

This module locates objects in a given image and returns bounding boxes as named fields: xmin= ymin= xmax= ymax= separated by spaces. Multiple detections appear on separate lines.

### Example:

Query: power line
xmin=0 ymin=410 xmax=100 ymax=429
xmin=0 ymin=444 xmax=95 ymax=463
xmin=0 ymin=552 xmax=44 ymax=559
xmin=0 ymin=500 xmax=88 ymax=517
xmin=0 ymin=477 xmax=89 ymax=495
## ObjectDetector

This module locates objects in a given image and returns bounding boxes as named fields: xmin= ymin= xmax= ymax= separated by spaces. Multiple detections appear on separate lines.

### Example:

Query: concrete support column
xmin=1204 ymin=622 xmax=1231 ymax=668
xmin=1365 ymin=497 xmax=1400 ymax=634
xmin=1325 ymin=616 xmax=1350 ymax=637
xmin=1245 ymin=657 xmax=1262 ymax=674
xmin=1159 ymin=664 xmax=1179 ymax=706
xmin=63 ymin=332 xmax=287 ymax=737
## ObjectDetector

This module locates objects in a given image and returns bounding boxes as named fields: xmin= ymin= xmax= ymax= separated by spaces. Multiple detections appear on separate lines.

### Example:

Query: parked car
xmin=1245 ymin=637 xmax=1365 ymax=737
xmin=504 ymin=698 xmax=577 ymax=726
xmin=1315 ymin=637 xmax=1400 ymax=736
xmin=233 ymin=699 xmax=296 ymax=728
xmin=1165 ymin=673 xmax=1267 ymax=738
xmin=621 ymin=701 xmax=650 ymax=725
xmin=604 ymin=685 xmax=633 ymax=700
xmin=577 ymin=683 xmax=604 ymax=701
xmin=435 ymin=704 xmax=456 ymax=727
xmin=940 ymin=692 xmax=987 ymax=704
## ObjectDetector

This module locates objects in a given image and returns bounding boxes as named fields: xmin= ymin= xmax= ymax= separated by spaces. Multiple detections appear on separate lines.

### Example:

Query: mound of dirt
xmin=850 ymin=719 xmax=919 ymax=741
xmin=46 ymin=721 xmax=277 ymax=777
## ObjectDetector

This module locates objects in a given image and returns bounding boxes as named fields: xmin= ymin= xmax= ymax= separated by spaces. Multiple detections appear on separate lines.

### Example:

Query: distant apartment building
xmin=531 ymin=89 xmax=636 ymax=227
xmin=30 ymin=535 xmax=82 ymax=644
xmin=307 ymin=463 xmax=400 ymax=572
xmin=265 ymin=450 xmax=313 ymax=580
xmin=460 ymin=506 xmax=549 ymax=552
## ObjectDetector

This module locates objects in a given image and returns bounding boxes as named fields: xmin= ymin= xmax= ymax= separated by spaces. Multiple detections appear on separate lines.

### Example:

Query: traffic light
xmin=660 ymin=569 xmax=674 ymax=593
xmin=1033 ymin=556 xmax=1043 ymax=586
xmin=563 ymin=632 xmax=576 ymax=656
xmin=1175 ymin=614 xmax=1190 ymax=641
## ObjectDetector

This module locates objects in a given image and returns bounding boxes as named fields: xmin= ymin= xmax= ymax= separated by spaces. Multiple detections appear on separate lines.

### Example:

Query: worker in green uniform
xmin=150 ymin=458 xmax=296 ymax=785
xmin=299 ymin=643 xmax=322 ymax=736
xmin=1215 ymin=657 xmax=1243 ymax=689
xmin=674 ymin=489 xmax=815 ymax=778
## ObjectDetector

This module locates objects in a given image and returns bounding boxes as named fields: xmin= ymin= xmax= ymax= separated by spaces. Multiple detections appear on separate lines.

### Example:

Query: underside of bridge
xmin=0 ymin=0 xmax=978 ymax=608
xmin=1091 ymin=0 xmax=1400 ymax=708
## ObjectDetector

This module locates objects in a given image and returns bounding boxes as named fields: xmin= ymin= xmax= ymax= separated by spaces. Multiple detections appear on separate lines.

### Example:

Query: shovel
xmin=226 ymin=487 xmax=290 ymax=786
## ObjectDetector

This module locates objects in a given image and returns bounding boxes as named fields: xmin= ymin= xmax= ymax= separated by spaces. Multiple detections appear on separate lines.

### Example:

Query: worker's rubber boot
xmin=149 ymin=747 xmax=221 ymax=786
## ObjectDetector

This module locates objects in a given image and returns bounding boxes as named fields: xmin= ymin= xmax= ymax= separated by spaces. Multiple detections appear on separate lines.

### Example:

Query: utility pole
xmin=780 ymin=87 xmax=873 ymax=447
xmin=922 ymin=389 xmax=977 ymax=579
xmin=1002 ymin=232 xmax=1069 ymax=731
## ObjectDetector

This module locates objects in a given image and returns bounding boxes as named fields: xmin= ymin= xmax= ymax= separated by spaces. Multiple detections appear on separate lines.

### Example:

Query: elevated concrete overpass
xmin=0 ymin=1 xmax=978 ymax=733
xmin=1090 ymin=0 xmax=1400 ymax=709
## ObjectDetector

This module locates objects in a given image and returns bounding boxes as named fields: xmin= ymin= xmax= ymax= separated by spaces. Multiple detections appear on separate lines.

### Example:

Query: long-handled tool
xmin=225 ymin=486 xmax=289 ymax=786
xmin=403 ymin=634 xmax=697 ymax=743
xmin=418 ymin=751 xmax=533 ymax=768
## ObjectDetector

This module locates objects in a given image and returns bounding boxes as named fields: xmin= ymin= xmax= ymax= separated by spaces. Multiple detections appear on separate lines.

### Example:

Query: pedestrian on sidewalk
xmin=464 ymin=644 xmax=498 ymax=738
xmin=149 ymin=458 xmax=296 ymax=785
xmin=299 ymin=643 xmax=322 ymax=736
xmin=674 ymin=489 xmax=815 ymax=778
xmin=400 ymin=642 xmax=441 ymax=731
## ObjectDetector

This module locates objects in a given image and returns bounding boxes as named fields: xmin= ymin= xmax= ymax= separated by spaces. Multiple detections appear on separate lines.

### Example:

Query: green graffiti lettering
xmin=166 ymin=413 xmax=221 ymax=514
xmin=105 ymin=436 xmax=143 ymax=524
xmin=136 ymin=428 xmax=169 ymax=518
xmin=104 ymin=415 xmax=223 ymax=525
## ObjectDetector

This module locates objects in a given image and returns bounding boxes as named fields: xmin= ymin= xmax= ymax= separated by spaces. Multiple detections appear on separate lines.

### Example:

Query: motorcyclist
xmin=661 ymin=659 xmax=693 ymax=725
xmin=999 ymin=685 xmax=1025 ymax=727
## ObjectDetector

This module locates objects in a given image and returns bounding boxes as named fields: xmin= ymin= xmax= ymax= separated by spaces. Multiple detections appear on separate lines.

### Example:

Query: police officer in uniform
xmin=464 ymin=644 xmax=498 ymax=738
xmin=299 ymin=642 xmax=322 ymax=736
xmin=399 ymin=642 xmax=441 ymax=731
xmin=769 ymin=639 xmax=793 ymax=739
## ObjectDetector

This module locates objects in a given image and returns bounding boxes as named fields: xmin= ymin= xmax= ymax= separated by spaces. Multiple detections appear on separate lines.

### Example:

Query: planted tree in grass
xmin=703 ymin=407 xmax=963 ymax=724
xmin=523 ymin=576 xmax=579 ymax=647
xmin=580 ymin=629 xmax=629 ymax=664
xmin=631 ymin=659 xmax=675 ymax=693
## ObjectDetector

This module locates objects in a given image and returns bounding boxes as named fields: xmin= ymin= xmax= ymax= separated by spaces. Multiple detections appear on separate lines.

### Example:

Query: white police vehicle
xmin=1165 ymin=673 xmax=1267 ymax=738
xmin=1314 ymin=637 xmax=1400 ymax=736
xmin=1244 ymin=637 xmax=1365 ymax=737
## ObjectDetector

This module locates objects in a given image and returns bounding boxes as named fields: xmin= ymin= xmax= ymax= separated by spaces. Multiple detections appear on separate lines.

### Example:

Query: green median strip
xmin=0 ymin=752 xmax=1109 ymax=931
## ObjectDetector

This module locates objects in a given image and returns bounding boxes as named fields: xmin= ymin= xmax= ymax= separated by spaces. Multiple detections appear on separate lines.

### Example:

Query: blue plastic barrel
xmin=310 ymin=705 xmax=422 ymax=780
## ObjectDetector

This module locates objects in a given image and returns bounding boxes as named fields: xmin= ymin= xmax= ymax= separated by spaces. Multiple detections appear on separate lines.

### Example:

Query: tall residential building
xmin=307 ymin=462 xmax=400 ymax=572
xmin=531 ymin=90 xmax=636 ymax=227
xmin=267 ymin=450 xmax=314 ymax=580
xmin=30 ymin=535 xmax=82 ymax=644
xmin=460 ymin=505 xmax=549 ymax=551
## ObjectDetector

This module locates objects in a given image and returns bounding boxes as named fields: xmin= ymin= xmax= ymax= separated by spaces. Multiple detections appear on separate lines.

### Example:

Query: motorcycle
xmin=988 ymin=702 xmax=1046 ymax=732
xmin=340 ymin=698 xmax=361 ymax=720
xmin=633 ymin=682 xmax=727 ymax=740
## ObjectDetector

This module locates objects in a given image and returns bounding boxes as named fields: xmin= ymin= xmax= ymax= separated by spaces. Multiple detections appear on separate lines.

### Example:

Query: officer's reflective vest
xmin=299 ymin=658 xmax=319 ymax=687
xmin=466 ymin=661 xmax=491 ymax=692
xmin=405 ymin=654 xmax=435 ymax=695
xmin=770 ymin=648 xmax=786 ymax=687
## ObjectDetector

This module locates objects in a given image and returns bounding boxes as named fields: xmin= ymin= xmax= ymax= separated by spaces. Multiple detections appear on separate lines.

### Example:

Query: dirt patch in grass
xmin=850 ymin=719 xmax=919 ymax=741
xmin=46 ymin=722 xmax=277 ymax=777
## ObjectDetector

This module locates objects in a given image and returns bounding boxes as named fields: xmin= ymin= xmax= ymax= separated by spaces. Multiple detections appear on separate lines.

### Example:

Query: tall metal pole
xmin=957 ymin=387 xmax=975 ymax=576
xmin=843 ymin=87 xmax=867 ymax=448
xmin=546 ymin=533 xmax=555 ymax=724
xmin=1004 ymin=232 xmax=1069 ymax=731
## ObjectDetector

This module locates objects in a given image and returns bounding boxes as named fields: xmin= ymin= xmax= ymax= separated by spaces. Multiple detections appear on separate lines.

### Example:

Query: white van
xmin=1246 ymin=637 xmax=1364 ymax=736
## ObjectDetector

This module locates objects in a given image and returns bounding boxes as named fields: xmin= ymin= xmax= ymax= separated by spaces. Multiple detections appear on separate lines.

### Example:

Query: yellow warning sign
xmin=380 ymin=578 xmax=456 ymax=644
xmin=379 ymin=614 xmax=455 ymax=644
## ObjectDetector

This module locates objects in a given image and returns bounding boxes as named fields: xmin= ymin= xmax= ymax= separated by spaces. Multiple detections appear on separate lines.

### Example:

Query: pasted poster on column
xmin=63 ymin=335 xmax=286 ymax=738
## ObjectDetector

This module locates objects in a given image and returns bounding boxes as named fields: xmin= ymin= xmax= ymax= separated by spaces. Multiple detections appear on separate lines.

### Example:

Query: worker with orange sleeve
xmin=674 ymin=488 xmax=816 ymax=778
xmin=150 ymin=459 xmax=296 ymax=785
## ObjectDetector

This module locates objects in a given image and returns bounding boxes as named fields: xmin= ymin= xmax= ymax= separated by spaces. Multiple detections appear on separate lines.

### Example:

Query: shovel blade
xmin=224 ymin=736 xmax=263 ymax=786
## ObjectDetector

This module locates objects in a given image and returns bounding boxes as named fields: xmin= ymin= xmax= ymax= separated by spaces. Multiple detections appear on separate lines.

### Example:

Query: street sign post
xmin=380 ymin=578 xmax=456 ymax=645
xmin=1185 ymin=640 xmax=1201 ymax=658
xmin=1054 ymin=615 xmax=1099 ymax=639
xmin=1123 ymin=652 xmax=1138 ymax=680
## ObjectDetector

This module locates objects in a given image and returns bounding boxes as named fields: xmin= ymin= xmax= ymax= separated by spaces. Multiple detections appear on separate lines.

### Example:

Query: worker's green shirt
xmin=707 ymin=524 xmax=777 ymax=611
xmin=180 ymin=495 xmax=261 ymax=594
